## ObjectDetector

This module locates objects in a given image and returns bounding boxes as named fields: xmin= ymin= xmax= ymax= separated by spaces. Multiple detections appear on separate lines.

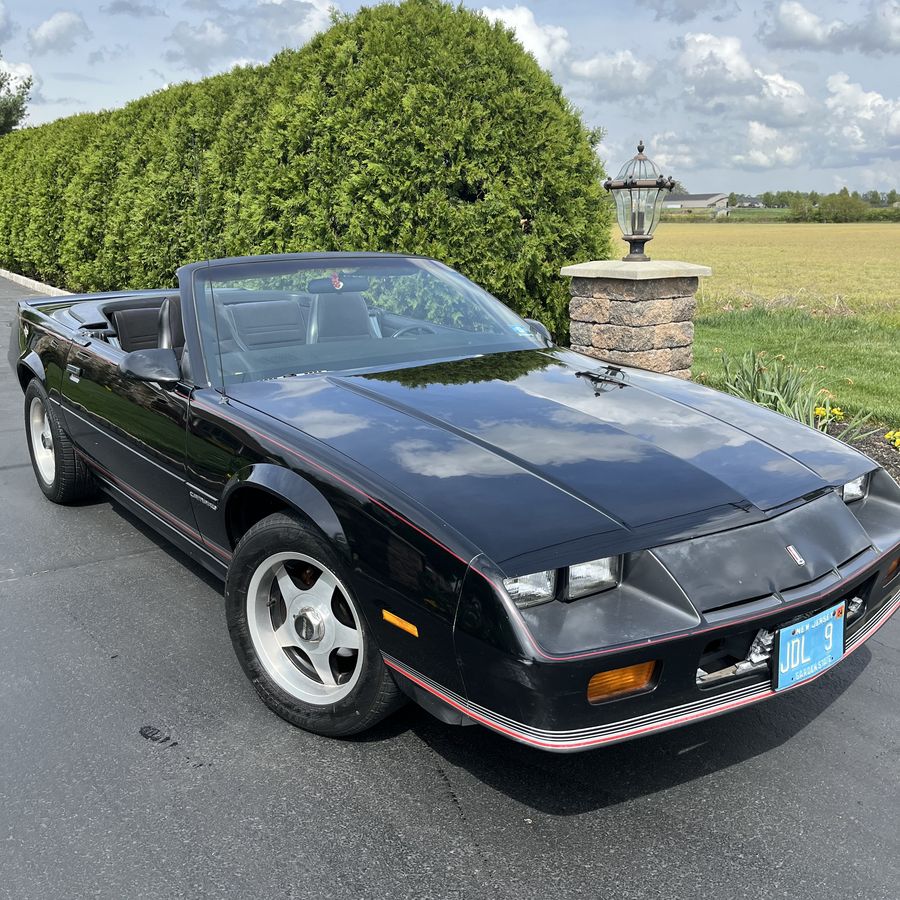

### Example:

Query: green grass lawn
xmin=639 ymin=223 xmax=900 ymax=425
xmin=693 ymin=308 xmax=900 ymax=424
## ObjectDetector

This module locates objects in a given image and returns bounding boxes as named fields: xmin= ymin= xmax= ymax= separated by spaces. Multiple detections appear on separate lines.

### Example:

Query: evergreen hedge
xmin=0 ymin=0 xmax=610 ymax=337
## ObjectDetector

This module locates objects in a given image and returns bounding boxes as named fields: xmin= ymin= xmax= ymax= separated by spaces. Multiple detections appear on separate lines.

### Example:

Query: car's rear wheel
xmin=225 ymin=512 xmax=404 ymax=736
xmin=24 ymin=380 xmax=95 ymax=504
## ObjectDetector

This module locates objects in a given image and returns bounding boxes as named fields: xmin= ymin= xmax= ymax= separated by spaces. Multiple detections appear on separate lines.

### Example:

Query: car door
xmin=60 ymin=324 xmax=195 ymax=530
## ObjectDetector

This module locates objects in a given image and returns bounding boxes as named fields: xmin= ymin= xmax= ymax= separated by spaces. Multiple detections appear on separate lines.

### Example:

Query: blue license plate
xmin=775 ymin=601 xmax=846 ymax=691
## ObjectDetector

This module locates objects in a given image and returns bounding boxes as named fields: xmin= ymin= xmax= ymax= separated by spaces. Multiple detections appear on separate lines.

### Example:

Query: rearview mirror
xmin=524 ymin=318 xmax=552 ymax=345
xmin=118 ymin=348 xmax=181 ymax=385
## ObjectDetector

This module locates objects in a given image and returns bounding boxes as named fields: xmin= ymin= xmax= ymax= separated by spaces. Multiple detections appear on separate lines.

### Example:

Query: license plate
xmin=774 ymin=601 xmax=846 ymax=691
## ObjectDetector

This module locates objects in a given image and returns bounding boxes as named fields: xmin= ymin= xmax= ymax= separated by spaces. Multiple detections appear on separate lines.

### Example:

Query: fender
xmin=15 ymin=350 xmax=46 ymax=392
xmin=223 ymin=463 xmax=348 ymax=553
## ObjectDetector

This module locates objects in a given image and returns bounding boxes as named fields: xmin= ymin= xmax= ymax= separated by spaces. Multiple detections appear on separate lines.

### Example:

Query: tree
xmin=671 ymin=180 xmax=689 ymax=195
xmin=818 ymin=187 xmax=868 ymax=222
xmin=727 ymin=191 xmax=738 ymax=207
xmin=0 ymin=53 xmax=32 ymax=135
xmin=760 ymin=191 xmax=775 ymax=208
xmin=887 ymin=189 xmax=900 ymax=207
xmin=862 ymin=189 xmax=882 ymax=207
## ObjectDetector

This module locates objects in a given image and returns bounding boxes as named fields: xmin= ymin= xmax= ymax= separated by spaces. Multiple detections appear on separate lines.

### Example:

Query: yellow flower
xmin=814 ymin=406 xmax=827 ymax=417
xmin=886 ymin=431 xmax=896 ymax=440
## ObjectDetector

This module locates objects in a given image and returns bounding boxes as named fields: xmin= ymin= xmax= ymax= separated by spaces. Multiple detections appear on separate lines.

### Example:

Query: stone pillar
xmin=560 ymin=260 xmax=711 ymax=379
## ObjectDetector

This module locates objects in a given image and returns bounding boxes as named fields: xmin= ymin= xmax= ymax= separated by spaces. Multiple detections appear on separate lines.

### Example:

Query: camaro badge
xmin=786 ymin=545 xmax=805 ymax=566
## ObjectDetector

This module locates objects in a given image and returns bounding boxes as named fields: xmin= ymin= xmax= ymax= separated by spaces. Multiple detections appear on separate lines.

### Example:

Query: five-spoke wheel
xmin=248 ymin=552 xmax=363 ymax=705
xmin=226 ymin=512 xmax=404 ymax=736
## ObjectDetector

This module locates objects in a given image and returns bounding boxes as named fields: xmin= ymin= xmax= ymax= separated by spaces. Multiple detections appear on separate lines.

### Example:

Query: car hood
xmin=228 ymin=349 xmax=873 ymax=570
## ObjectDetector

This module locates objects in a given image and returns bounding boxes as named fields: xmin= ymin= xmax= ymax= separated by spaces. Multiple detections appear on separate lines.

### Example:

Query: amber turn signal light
xmin=886 ymin=556 xmax=900 ymax=584
xmin=587 ymin=661 xmax=658 ymax=704
xmin=382 ymin=609 xmax=419 ymax=637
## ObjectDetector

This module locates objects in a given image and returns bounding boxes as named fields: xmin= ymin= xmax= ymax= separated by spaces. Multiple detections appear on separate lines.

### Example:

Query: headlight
xmin=568 ymin=556 xmax=621 ymax=599
xmin=503 ymin=570 xmax=556 ymax=608
xmin=841 ymin=474 xmax=869 ymax=503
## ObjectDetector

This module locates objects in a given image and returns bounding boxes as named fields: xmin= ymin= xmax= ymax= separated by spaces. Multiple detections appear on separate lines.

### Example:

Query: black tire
xmin=23 ymin=379 xmax=96 ymax=504
xmin=225 ymin=512 xmax=405 ymax=737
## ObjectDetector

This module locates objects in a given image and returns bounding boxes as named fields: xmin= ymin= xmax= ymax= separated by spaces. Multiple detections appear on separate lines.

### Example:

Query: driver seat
xmin=306 ymin=292 xmax=375 ymax=344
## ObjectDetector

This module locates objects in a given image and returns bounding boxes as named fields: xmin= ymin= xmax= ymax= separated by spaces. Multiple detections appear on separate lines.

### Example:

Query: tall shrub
xmin=0 ymin=0 xmax=610 ymax=337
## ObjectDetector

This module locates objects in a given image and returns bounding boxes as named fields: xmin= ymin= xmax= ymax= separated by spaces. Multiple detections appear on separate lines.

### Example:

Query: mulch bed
xmin=830 ymin=424 xmax=900 ymax=483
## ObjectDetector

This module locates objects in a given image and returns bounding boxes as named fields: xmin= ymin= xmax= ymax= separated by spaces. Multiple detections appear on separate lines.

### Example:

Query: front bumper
xmin=388 ymin=550 xmax=900 ymax=752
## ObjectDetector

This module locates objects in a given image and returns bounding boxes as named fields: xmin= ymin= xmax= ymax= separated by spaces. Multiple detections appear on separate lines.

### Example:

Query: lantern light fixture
xmin=603 ymin=141 xmax=676 ymax=262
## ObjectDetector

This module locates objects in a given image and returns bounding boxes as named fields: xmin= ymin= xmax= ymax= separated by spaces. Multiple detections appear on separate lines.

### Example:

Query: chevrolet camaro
xmin=8 ymin=252 xmax=900 ymax=751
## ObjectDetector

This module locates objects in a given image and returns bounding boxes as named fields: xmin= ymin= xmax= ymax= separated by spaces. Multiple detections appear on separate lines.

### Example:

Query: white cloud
xmin=677 ymin=33 xmax=813 ymax=125
xmin=480 ymin=6 xmax=569 ymax=69
xmin=569 ymin=50 xmax=655 ymax=97
xmin=648 ymin=131 xmax=702 ymax=171
xmin=732 ymin=121 xmax=801 ymax=169
xmin=165 ymin=18 xmax=234 ymax=73
xmin=0 ymin=57 xmax=40 ymax=107
xmin=637 ymin=0 xmax=738 ymax=23
xmin=164 ymin=0 xmax=332 ymax=72
xmin=28 ymin=11 xmax=92 ymax=55
xmin=761 ymin=1 xmax=847 ymax=49
xmin=823 ymin=72 xmax=900 ymax=161
xmin=760 ymin=1 xmax=900 ymax=53
xmin=678 ymin=32 xmax=755 ymax=87
xmin=255 ymin=0 xmax=332 ymax=47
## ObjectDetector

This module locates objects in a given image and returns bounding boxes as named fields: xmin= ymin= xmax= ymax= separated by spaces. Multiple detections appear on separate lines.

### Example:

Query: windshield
xmin=192 ymin=256 xmax=546 ymax=386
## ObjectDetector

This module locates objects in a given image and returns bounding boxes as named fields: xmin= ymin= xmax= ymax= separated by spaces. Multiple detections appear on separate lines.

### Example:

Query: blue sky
xmin=1 ymin=0 xmax=899 ymax=193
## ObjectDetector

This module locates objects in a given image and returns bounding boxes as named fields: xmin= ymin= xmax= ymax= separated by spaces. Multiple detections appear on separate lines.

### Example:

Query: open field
xmin=635 ymin=223 xmax=900 ymax=423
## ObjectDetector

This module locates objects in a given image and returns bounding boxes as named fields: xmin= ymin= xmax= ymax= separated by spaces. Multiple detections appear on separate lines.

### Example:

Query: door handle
xmin=66 ymin=364 xmax=82 ymax=383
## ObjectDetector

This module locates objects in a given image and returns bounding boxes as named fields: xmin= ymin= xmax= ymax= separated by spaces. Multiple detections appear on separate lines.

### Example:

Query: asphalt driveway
xmin=1 ymin=273 xmax=898 ymax=899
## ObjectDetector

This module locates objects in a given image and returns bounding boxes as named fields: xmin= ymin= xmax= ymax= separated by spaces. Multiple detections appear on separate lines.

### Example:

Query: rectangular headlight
xmin=568 ymin=556 xmax=621 ymax=599
xmin=841 ymin=474 xmax=869 ymax=503
xmin=503 ymin=570 xmax=556 ymax=609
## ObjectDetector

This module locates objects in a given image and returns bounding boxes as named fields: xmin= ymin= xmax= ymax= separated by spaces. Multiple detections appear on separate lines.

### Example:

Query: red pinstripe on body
xmin=75 ymin=449 xmax=232 ymax=562
xmin=385 ymin=588 xmax=900 ymax=749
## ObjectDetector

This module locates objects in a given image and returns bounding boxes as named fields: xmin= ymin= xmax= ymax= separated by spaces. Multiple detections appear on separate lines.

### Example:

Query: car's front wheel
xmin=225 ymin=512 xmax=404 ymax=736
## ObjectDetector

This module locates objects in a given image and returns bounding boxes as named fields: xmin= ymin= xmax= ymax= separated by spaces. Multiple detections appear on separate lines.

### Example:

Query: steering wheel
xmin=392 ymin=324 xmax=438 ymax=339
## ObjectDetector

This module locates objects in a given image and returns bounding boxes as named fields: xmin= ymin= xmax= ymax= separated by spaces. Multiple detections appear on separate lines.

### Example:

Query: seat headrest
xmin=307 ymin=292 xmax=373 ymax=344
xmin=158 ymin=296 xmax=185 ymax=354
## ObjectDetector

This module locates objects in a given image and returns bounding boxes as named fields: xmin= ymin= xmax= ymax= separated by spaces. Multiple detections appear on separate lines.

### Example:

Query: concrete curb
xmin=0 ymin=268 xmax=70 ymax=297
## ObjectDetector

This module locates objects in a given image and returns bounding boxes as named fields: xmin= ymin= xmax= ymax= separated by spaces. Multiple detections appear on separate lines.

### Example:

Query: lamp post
xmin=603 ymin=141 xmax=675 ymax=262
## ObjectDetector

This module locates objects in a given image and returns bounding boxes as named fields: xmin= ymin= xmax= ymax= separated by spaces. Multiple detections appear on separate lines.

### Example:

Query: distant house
xmin=737 ymin=196 xmax=764 ymax=208
xmin=664 ymin=193 xmax=729 ymax=211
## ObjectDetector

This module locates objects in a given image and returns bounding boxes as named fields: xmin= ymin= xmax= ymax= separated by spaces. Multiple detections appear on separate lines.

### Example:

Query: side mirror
xmin=524 ymin=318 xmax=552 ymax=345
xmin=118 ymin=348 xmax=182 ymax=385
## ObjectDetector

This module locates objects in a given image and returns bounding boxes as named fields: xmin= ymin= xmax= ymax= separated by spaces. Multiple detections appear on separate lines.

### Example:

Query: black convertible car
xmin=9 ymin=253 xmax=900 ymax=751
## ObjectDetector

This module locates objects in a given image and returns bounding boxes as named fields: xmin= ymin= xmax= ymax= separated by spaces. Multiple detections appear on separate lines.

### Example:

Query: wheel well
xmin=225 ymin=486 xmax=293 ymax=548
xmin=16 ymin=363 xmax=36 ymax=393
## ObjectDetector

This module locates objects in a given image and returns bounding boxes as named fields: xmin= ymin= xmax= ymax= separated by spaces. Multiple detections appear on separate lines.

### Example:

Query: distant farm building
xmin=663 ymin=193 xmax=729 ymax=211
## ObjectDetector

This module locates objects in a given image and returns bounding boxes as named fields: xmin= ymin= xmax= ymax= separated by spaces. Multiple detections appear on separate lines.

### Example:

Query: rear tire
xmin=24 ymin=380 xmax=95 ymax=504
xmin=225 ymin=512 xmax=405 ymax=737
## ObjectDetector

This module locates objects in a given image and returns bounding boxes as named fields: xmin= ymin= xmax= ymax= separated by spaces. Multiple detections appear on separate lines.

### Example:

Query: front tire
xmin=225 ymin=512 xmax=404 ymax=737
xmin=24 ymin=380 xmax=95 ymax=504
